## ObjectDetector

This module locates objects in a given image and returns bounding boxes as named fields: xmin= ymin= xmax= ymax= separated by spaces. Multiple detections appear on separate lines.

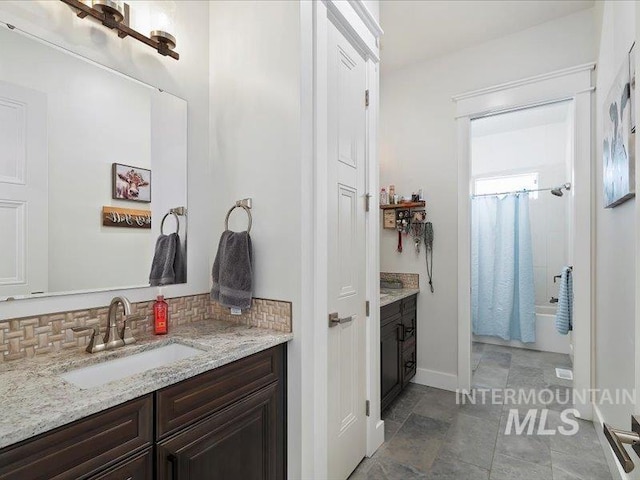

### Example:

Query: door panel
xmin=0 ymin=201 xmax=24 ymax=285
xmin=327 ymin=19 xmax=367 ymax=480
xmin=0 ymin=81 xmax=47 ymax=298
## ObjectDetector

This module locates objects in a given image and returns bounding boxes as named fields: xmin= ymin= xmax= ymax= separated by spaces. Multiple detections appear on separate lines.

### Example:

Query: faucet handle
xmin=120 ymin=314 xmax=143 ymax=345
xmin=71 ymin=326 xmax=106 ymax=353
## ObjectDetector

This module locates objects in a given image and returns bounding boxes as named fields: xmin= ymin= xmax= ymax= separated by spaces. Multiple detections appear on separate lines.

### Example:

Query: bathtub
xmin=473 ymin=305 xmax=571 ymax=355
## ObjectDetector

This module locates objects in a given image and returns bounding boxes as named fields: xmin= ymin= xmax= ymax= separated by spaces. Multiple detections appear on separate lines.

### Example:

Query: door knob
xmin=603 ymin=417 xmax=640 ymax=473
xmin=328 ymin=312 xmax=354 ymax=327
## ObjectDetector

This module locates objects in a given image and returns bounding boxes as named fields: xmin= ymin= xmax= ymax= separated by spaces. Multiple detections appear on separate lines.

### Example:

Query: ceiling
xmin=380 ymin=0 xmax=595 ymax=72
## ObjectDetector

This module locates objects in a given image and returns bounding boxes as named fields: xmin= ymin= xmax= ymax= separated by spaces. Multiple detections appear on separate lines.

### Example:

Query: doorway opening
xmin=469 ymin=100 xmax=575 ymax=402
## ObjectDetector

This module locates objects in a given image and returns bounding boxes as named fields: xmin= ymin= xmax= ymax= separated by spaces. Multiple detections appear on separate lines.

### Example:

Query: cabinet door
xmin=380 ymin=320 xmax=402 ymax=412
xmin=157 ymin=383 xmax=282 ymax=480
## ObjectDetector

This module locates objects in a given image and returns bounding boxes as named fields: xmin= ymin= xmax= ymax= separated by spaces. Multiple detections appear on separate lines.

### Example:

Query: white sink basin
xmin=60 ymin=343 xmax=204 ymax=390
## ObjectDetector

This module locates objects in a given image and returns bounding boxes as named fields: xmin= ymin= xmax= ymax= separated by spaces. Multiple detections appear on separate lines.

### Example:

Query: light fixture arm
xmin=59 ymin=0 xmax=179 ymax=60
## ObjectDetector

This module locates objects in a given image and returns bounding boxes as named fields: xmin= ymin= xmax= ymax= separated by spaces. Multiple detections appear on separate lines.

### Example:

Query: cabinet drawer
xmin=380 ymin=300 xmax=401 ymax=322
xmin=156 ymin=345 xmax=283 ymax=440
xmin=0 ymin=395 xmax=153 ymax=480
xmin=89 ymin=448 xmax=152 ymax=480
xmin=402 ymin=344 xmax=417 ymax=387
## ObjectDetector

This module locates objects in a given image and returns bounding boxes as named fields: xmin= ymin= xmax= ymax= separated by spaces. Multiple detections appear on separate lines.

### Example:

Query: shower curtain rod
xmin=472 ymin=186 xmax=563 ymax=198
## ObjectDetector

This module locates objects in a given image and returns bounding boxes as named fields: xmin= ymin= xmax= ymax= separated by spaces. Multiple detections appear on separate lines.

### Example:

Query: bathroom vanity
xmin=380 ymin=291 xmax=419 ymax=411
xmin=0 ymin=321 xmax=290 ymax=480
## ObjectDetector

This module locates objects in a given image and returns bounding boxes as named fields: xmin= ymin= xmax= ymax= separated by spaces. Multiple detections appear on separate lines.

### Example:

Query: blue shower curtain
xmin=471 ymin=193 xmax=536 ymax=343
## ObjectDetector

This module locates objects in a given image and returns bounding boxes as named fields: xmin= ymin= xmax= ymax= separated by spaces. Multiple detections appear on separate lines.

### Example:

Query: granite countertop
xmin=380 ymin=287 xmax=420 ymax=307
xmin=0 ymin=319 xmax=292 ymax=450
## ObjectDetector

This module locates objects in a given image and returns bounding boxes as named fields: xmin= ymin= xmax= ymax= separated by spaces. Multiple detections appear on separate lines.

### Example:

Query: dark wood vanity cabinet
xmin=0 ymin=344 xmax=286 ymax=480
xmin=380 ymin=294 xmax=417 ymax=411
xmin=156 ymin=345 xmax=286 ymax=480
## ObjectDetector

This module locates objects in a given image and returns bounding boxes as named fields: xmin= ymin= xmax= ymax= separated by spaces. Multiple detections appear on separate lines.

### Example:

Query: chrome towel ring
xmin=225 ymin=199 xmax=252 ymax=233
xmin=161 ymin=212 xmax=180 ymax=235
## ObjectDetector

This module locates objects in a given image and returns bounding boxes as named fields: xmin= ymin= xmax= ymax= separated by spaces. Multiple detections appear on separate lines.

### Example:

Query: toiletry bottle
xmin=154 ymin=295 xmax=168 ymax=335
xmin=389 ymin=185 xmax=395 ymax=204
xmin=380 ymin=188 xmax=388 ymax=205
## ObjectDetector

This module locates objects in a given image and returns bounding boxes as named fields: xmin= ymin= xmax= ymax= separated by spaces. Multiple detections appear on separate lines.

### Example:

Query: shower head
xmin=550 ymin=183 xmax=572 ymax=197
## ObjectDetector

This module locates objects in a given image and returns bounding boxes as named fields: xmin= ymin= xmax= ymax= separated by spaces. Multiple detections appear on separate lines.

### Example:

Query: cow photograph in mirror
xmin=112 ymin=163 xmax=151 ymax=203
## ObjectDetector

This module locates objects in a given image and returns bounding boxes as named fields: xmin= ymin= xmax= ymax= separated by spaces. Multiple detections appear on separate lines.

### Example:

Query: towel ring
xmin=161 ymin=212 xmax=180 ymax=235
xmin=225 ymin=204 xmax=252 ymax=233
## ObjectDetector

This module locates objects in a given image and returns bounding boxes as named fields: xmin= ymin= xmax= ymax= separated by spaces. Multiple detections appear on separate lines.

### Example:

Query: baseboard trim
xmin=413 ymin=368 xmax=458 ymax=392
xmin=593 ymin=404 xmax=627 ymax=480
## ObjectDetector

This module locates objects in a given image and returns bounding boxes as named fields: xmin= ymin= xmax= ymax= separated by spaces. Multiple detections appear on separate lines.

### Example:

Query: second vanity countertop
xmin=0 ymin=319 xmax=292 ymax=450
xmin=380 ymin=287 xmax=420 ymax=307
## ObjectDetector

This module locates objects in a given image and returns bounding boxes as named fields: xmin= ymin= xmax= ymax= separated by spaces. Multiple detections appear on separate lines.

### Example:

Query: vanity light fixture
xmin=59 ymin=0 xmax=179 ymax=60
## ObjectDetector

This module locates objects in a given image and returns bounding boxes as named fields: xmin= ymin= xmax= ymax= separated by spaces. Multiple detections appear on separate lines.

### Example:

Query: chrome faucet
xmin=104 ymin=296 xmax=132 ymax=349
xmin=71 ymin=296 xmax=139 ymax=353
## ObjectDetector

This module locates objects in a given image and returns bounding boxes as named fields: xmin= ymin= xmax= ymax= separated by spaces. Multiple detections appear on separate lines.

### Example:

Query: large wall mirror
xmin=0 ymin=23 xmax=188 ymax=301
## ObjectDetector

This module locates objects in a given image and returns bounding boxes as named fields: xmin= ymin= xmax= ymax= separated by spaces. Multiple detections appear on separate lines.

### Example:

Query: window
xmin=474 ymin=172 xmax=539 ymax=199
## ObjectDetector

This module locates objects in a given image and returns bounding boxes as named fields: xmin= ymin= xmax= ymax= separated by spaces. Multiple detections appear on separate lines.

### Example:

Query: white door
xmin=0 ymin=81 xmax=47 ymax=299
xmin=327 ymin=20 xmax=368 ymax=480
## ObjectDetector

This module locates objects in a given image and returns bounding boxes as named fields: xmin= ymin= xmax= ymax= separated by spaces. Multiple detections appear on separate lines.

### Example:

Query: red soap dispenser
xmin=154 ymin=295 xmax=168 ymax=335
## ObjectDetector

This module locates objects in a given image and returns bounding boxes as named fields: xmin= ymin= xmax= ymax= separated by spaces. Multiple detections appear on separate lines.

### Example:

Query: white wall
xmin=0 ymin=0 xmax=210 ymax=319
xmin=593 ymin=0 xmax=637 ymax=445
xmin=380 ymin=9 xmax=597 ymax=380
xmin=208 ymin=1 xmax=303 ymax=477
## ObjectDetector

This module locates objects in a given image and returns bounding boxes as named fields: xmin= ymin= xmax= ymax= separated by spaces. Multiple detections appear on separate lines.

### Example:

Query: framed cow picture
xmin=112 ymin=163 xmax=151 ymax=203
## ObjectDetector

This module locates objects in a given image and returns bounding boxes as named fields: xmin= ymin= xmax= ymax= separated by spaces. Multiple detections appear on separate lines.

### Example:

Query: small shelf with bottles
xmin=379 ymin=201 xmax=426 ymax=210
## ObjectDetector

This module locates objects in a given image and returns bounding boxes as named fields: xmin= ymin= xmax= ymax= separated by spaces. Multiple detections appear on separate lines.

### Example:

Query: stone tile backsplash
xmin=380 ymin=272 xmax=420 ymax=289
xmin=0 ymin=294 xmax=292 ymax=362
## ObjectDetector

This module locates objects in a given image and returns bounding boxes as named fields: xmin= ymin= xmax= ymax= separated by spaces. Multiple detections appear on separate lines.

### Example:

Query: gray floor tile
xmin=412 ymin=387 xmax=460 ymax=423
xmin=473 ymin=342 xmax=486 ymax=354
xmin=543 ymin=367 xmax=573 ymax=388
xmin=536 ymin=351 xmax=573 ymax=369
xmin=384 ymin=419 xmax=402 ymax=441
xmin=481 ymin=350 xmax=512 ymax=369
xmin=473 ymin=364 xmax=510 ymax=389
xmin=495 ymin=410 xmax=551 ymax=467
xmin=382 ymin=387 xmax=427 ymax=423
xmin=490 ymin=453 xmax=552 ymax=480
xmin=427 ymin=456 xmax=490 ymax=480
xmin=472 ymin=353 xmax=482 ymax=372
xmin=376 ymin=457 xmax=428 ymax=480
xmin=366 ymin=344 xmax=609 ymax=480
xmin=506 ymin=365 xmax=546 ymax=390
xmin=349 ymin=456 xmax=377 ymax=480
xmin=459 ymin=399 xmax=505 ymax=423
xmin=440 ymin=413 xmax=499 ymax=470
xmin=551 ymin=450 xmax=612 ymax=480
xmin=545 ymin=410 xmax=607 ymax=463
xmin=378 ymin=413 xmax=449 ymax=473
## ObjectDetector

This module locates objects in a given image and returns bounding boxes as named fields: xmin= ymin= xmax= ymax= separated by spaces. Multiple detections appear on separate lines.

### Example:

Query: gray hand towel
xmin=210 ymin=230 xmax=253 ymax=310
xmin=149 ymin=233 xmax=180 ymax=286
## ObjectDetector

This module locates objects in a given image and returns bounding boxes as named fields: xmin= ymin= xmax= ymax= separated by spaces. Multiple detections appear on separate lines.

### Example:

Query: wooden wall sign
xmin=383 ymin=209 xmax=396 ymax=229
xmin=102 ymin=206 xmax=151 ymax=229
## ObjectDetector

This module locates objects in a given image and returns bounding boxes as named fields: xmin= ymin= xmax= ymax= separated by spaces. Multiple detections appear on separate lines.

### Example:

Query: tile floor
xmin=349 ymin=342 xmax=612 ymax=480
